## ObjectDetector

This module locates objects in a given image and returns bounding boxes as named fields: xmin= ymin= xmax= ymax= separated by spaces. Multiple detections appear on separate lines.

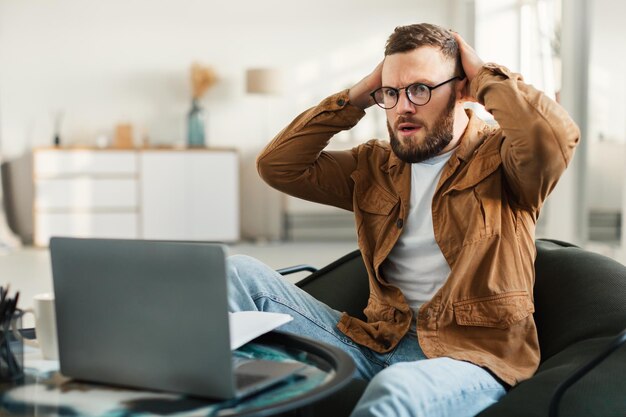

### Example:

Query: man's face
xmin=382 ymin=46 xmax=460 ymax=163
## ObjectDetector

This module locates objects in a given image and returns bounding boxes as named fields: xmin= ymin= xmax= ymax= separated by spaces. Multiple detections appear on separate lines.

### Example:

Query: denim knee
xmin=226 ymin=254 xmax=279 ymax=311
xmin=227 ymin=254 xmax=264 ymax=277
xmin=353 ymin=364 xmax=416 ymax=417
xmin=227 ymin=254 xmax=279 ymax=285
xmin=352 ymin=359 xmax=505 ymax=417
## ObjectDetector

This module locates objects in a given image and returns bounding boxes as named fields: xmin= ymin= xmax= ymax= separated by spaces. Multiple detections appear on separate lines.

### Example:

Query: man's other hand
xmin=452 ymin=32 xmax=484 ymax=100
xmin=348 ymin=61 xmax=384 ymax=110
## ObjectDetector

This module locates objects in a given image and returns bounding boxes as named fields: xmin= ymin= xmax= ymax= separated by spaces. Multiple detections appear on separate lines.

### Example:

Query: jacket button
xmin=337 ymin=98 xmax=346 ymax=106
xmin=396 ymin=218 xmax=403 ymax=228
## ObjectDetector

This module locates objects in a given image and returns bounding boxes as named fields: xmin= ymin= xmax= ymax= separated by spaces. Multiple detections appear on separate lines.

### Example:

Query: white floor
xmin=0 ymin=240 xmax=358 ymax=326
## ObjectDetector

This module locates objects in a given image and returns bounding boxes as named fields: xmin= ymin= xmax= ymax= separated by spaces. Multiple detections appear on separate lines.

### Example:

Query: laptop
xmin=49 ymin=237 xmax=305 ymax=400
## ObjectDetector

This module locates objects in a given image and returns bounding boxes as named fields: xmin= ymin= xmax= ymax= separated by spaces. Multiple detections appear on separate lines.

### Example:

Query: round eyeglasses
xmin=370 ymin=76 xmax=464 ymax=109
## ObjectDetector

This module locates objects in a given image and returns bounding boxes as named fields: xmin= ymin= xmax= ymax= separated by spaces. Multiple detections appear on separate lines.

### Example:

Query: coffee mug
xmin=18 ymin=293 xmax=59 ymax=360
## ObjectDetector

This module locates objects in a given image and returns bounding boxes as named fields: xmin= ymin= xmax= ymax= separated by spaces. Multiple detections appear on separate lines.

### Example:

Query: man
xmin=228 ymin=23 xmax=579 ymax=417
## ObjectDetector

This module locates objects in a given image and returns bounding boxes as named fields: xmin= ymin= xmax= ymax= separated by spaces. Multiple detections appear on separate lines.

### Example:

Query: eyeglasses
xmin=370 ymin=76 xmax=464 ymax=109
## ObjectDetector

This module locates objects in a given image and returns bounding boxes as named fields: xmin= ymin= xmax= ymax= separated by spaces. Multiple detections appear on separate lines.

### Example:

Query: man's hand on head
xmin=348 ymin=61 xmax=384 ymax=110
xmin=451 ymin=32 xmax=484 ymax=100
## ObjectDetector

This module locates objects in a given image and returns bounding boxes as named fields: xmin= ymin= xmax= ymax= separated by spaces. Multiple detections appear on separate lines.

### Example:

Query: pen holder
xmin=0 ymin=311 xmax=25 ymax=383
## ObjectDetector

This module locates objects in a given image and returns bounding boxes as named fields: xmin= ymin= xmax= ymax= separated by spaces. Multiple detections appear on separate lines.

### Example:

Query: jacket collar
xmin=386 ymin=148 xmax=402 ymax=172
xmin=454 ymin=109 xmax=490 ymax=162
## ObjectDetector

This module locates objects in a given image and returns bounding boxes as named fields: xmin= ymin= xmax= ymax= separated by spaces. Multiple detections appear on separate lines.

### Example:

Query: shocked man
xmin=229 ymin=23 xmax=580 ymax=417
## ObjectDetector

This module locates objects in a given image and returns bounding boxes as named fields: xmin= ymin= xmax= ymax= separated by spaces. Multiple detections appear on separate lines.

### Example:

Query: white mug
xmin=19 ymin=293 xmax=59 ymax=360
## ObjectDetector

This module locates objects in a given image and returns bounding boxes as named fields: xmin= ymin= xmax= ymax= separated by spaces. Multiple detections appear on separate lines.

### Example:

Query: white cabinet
xmin=36 ymin=212 xmax=139 ymax=244
xmin=33 ymin=149 xmax=139 ymax=246
xmin=140 ymin=150 xmax=239 ymax=241
xmin=35 ymin=178 xmax=138 ymax=209
xmin=34 ymin=150 xmax=137 ymax=176
xmin=33 ymin=148 xmax=239 ymax=246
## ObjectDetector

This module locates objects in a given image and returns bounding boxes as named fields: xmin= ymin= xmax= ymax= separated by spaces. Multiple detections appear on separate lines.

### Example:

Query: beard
xmin=388 ymin=91 xmax=457 ymax=163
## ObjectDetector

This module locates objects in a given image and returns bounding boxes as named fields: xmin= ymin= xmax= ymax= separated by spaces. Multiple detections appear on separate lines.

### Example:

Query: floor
xmin=0 ymin=240 xmax=358 ymax=326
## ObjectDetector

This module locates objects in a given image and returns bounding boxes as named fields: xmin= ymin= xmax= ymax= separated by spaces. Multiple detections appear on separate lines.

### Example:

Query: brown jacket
xmin=257 ymin=63 xmax=580 ymax=386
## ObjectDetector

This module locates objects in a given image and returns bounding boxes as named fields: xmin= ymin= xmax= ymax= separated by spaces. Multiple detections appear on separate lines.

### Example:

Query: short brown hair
xmin=385 ymin=23 xmax=464 ymax=78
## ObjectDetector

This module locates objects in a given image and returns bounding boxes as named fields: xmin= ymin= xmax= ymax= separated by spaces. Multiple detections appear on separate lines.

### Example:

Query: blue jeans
xmin=227 ymin=255 xmax=506 ymax=417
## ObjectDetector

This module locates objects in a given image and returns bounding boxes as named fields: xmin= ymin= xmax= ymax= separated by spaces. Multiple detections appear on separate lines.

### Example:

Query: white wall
xmin=583 ymin=0 xmax=626 ymax=260
xmin=472 ymin=0 xmax=588 ymax=243
xmin=0 ymin=0 xmax=441 ymax=153
xmin=0 ymin=0 xmax=451 ymax=239
xmin=475 ymin=0 xmax=521 ymax=71
xmin=586 ymin=0 xmax=626 ymax=211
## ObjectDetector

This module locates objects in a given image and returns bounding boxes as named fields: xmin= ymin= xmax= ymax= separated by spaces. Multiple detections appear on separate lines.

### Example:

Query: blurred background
xmin=0 ymin=0 xmax=624 ymax=263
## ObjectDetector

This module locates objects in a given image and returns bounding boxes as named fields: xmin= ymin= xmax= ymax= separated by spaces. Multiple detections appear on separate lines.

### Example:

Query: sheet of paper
xmin=229 ymin=311 xmax=293 ymax=350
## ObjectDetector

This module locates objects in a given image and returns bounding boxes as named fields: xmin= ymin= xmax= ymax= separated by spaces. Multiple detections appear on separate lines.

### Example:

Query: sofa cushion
xmin=297 ymin=249 xmax=369 ymax=320
xmin=533 ymin=239 xmax=626 ymax=360
xmin=478 ymin=336 xmax=626 ymax=416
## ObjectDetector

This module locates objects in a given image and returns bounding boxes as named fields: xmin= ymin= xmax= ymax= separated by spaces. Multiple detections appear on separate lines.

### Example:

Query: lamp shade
xmin=246 ymin=68 xmax=282 ymax=95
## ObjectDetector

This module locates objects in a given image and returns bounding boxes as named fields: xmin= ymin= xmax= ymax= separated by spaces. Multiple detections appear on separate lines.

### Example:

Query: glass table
xmin=0 ymin=331 xmax=355 ymax=417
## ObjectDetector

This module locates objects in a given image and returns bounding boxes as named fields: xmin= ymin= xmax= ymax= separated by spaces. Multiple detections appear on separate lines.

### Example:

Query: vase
xmin=187 ymin=99 xmax=206 ymax=147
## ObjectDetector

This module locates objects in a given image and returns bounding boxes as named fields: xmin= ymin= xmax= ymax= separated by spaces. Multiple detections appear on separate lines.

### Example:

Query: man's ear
xmin=456 ymin=77 xmax=475 ymax=103
xmin=456 ymin=77 xmax=467 ymax=99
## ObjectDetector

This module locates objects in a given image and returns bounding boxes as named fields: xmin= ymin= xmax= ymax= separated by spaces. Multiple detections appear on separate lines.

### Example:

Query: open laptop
xmin=49 ymin=237 xmax=305 ymax=400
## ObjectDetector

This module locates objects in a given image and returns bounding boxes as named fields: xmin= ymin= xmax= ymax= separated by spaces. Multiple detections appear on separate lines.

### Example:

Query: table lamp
xmin=245 ymin=68 xmax=283 ymax=96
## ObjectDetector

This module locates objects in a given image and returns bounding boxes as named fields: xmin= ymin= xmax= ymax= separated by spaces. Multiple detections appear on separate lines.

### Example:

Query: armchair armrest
xmin=277 ymin=265 xmax=319 ymax=275
xmin=549 ymin=327 xmax=626 ymax=417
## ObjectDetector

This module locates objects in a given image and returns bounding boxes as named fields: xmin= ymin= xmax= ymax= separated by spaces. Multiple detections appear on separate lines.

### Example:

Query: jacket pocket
xmin=441 ymin=151 xmax=503 ymax=244
xmin=443 ymin=151 xmax=501 ymax=194
xmin=453 ymin=291 xmax=534 ymax=330
xmin=353 ymin=174 xmax=398 ymax=215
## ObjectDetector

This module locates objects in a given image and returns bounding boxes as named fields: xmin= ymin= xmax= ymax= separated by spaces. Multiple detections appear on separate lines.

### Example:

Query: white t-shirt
xmin=380 ymin=149 xmax=454 ymax=315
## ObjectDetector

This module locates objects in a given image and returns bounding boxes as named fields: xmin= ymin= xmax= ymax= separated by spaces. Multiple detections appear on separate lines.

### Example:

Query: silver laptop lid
xmin=50 ymin=237 xmax=236 ymax=399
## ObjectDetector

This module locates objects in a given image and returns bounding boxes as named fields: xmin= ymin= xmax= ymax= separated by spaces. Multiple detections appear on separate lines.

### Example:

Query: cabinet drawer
xmin=35 ymin=178 xmax=138 ymax=209
xmin=34 ymin=212 xmax=138 ymax=246
xmin=34 ymin=150 xmax=137 ymax=176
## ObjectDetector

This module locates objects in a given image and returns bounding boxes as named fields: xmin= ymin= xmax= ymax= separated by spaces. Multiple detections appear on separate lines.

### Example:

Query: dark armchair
xmin=282 ymin=239 xmax=626 ymax=417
